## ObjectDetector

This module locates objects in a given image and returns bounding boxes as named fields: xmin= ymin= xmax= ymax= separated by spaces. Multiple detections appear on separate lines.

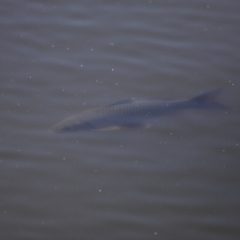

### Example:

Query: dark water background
xmin=1 ymin=1 xmax=240 ymax=239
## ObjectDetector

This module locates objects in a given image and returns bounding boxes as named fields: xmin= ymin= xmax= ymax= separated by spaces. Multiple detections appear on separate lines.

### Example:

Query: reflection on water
xmin=1 ymin=0 xmax=240 ymax=239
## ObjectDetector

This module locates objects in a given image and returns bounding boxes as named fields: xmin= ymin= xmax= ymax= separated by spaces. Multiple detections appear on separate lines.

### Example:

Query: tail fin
xmin=190 ymin=89 xmax=227 ymax=109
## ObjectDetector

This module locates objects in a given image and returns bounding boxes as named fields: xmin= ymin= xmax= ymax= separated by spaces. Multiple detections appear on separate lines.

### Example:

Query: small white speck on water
xmin=228 ymin=80 xmax=234 ymax=86
xmin=154 ymin=232 xmax=158 ymax=235
xmin=111 ymin=69 xmax=114 ymax=71
xmin=99 ymin=189 xmax=102 ymax=192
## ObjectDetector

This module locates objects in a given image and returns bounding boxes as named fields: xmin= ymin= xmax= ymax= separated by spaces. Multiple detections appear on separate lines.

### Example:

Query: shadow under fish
xmin=50 ymin=89 xmax=227 ymax=132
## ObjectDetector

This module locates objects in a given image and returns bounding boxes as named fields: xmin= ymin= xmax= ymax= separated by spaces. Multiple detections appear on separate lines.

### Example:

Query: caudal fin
xmin=190 ymin=89 xmax=227 ymax=109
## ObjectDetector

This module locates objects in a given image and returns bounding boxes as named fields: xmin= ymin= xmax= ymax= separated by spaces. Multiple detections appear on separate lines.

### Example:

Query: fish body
xmin=51 ymin=89 xmax=225 ymax=132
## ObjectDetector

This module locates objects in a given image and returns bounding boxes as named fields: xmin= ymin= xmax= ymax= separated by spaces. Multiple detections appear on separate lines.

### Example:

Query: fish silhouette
xmin=51 ymin=89 xmax=226 ymax=132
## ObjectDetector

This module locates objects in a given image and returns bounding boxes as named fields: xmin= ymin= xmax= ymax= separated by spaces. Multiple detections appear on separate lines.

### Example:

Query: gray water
xmin=1 ymin=1 xmax=240 ymax=239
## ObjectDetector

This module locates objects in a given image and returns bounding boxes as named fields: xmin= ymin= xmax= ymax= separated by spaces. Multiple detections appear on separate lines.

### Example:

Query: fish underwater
xmin=50 ymin=89 xmax=226 ymax=132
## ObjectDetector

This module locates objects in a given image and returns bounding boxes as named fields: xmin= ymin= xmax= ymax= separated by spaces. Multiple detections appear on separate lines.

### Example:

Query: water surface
xmin=1 ymin=0 xmax=240 ymax=239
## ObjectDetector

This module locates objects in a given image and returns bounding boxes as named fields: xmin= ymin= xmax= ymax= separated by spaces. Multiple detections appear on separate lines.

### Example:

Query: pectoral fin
xmin=97 ymin=122 xmax=151 ymax=131
xmin=122 ymin=122 xmax=151 ymax=129
xmin=107 ymin=98 xmax=136 ymax=107
xmin=97 ymin=126 xmax=122 ymax=131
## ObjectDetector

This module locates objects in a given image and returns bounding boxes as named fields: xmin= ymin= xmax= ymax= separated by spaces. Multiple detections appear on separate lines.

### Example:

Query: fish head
xmin=49 ymin=119 xmax=95 ymax=132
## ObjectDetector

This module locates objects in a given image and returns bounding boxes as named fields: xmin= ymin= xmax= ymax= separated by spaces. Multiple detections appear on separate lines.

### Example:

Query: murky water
xmin=1 ymin=0 xmax=240 ymax=239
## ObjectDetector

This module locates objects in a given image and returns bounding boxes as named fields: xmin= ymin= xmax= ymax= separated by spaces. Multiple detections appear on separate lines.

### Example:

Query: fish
xmin=50 ymin=89 xmax=226 ymax=132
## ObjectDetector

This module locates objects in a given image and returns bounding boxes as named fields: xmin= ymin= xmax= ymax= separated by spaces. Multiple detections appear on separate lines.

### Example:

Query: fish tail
xmin=190 ymin=89 xmax=227 ymax=109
